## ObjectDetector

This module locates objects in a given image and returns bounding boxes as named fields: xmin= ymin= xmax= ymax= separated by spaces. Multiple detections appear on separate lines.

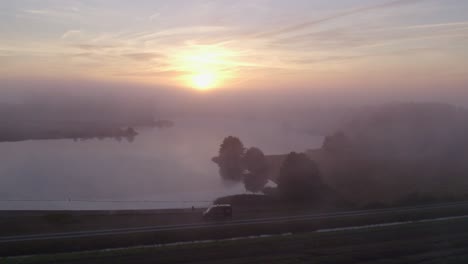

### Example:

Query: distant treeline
xmin=0 ymin=126 xmax=138 ymax=142
xmin=315 ymin=102 xmax=468 ymax=206
xmin=213 ymin=103 xmax=468 ymax=209
xmin=0 ymin=100 xmax=175 ymax=142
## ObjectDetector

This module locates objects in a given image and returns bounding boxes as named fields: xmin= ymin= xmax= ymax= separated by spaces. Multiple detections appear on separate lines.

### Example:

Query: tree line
xmin=212 ymin=136 xmax=324 ymax=200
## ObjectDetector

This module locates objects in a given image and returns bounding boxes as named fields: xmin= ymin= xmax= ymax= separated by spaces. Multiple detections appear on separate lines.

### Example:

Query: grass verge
xmin=6 ymin=217 xmax=468 ymax=264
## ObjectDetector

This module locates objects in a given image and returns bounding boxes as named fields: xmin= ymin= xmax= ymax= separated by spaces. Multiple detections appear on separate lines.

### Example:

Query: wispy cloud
xmin=123 ymin=52 xmax=163 ymax=61
xmin=113 ymin=69 xmax=187 ymax=78
xmin=254 ymin=0 xmax=426 ymax=38
xmin=269 ymin=17 xmax=468 ymax=52
xmin=3 ymin=0 xmax=467 ymax=87
xmin=404 ymin=21 xmax=468 ymax=30
xmin=73 ymin=44 xmax=116 ymax=51
xmin=61 ymin=30 xmax=82 ymax=40
xmin=132 ymin=26 xmax=232 ymax=42
xmin=148 ymin=12 xmax=160 ymax=22
xmin=22 ymin=7 xmax=81 ymax=20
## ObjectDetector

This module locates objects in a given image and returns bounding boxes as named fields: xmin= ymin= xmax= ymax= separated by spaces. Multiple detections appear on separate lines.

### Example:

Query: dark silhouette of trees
xmin=212 ymin=136 xmax=245 ymax=181
xmin=212 ymin=137 xmax=269 ymax=192
xmin=243 ymin=147 xmax=269 ymax=193
xmin=125 ymin=127 xmax=138 ymax=136
xmin=322 ymin=131 xmax=350 ymax=154
xmin=277 ymin=152 xmax=322 ymax=200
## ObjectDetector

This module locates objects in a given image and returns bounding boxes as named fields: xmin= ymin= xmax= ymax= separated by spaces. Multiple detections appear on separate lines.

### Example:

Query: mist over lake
xmin=0 ymin=118 xmax=323 ymax=210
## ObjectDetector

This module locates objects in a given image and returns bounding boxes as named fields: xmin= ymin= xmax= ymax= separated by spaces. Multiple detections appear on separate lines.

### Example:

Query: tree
xmin=212 ymin=137 xmax=270 ymax=192
xmin=243 ymin=147 xmax=269 ymax=192
xmin=212 ymin=136 xmax=245 ymax=181
xmin=322 ymin=131 xmax=350 ymax=153
xmin=277 ymin=152 xmax=322 ymax=200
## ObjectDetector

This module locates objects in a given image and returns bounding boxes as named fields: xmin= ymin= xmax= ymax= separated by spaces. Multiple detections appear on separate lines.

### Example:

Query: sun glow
xmin=192 ymin=72 xmax=217 ymax=90
xmin=172 ymin=45 xmax=236 ymax=91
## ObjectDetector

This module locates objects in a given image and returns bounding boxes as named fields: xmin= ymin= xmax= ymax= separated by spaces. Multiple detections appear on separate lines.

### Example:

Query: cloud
xmin=403 ymin=21 xmax=468 ymax=30
xmin=133 ymin=26 xmax=231 ymax=42
xmin=24 ymin=9 xmax=58 ymax=15
xmin=149 ymin=12 xmax=160 ymax=22
xmin=69 ymin=52 xmax=94 ymax=58
xmin=61 ymin=30 xmax=82 ymax=40
xmin=0 ymin=50 xmax=16 ymax=57
xmin=287 ymin=47 xmax=437 ymax=66
xmin=73 ymin=44 xmax=116 ymax=51
xmin=123 ymin=52 xmax=163 ymax=61
xmin=289 ymin=55 xmax=365 ymax=65
xmin=113 ymin=70 xmax=187 ymax=78
xmin=22 ymin=7 xmax=81 ymax=20
xmin=254 ymin=0 xmax=426 ymax=38
xmin=269 ymin=17 xmax=468 ymax=52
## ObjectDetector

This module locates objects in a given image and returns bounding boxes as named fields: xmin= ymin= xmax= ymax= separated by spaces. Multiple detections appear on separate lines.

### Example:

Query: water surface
xmin=0 ymin=118 xmax=322 ymax=210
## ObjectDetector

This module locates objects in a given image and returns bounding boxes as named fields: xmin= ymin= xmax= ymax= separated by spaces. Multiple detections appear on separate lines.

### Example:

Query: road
xmin=2 ymin=201 xmax=468 ymax=243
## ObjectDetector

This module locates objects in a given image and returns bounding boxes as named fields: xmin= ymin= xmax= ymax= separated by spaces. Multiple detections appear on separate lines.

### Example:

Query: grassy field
xmin=2 ymin=203 xmax=468 ymax=257
xmin=0 ymin=209 xmax=205 ymax=236
xmin=3 ymin=200 xmax=468 ymax=237
xmin=0 ymin=205 xmax=343 ymax=236
xmin=6 ymin=217 xmax=468 ymax=264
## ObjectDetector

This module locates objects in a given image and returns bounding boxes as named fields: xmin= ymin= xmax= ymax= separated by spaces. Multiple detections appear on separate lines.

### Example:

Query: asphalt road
xmin=2 ymin=201 xmax=468 ymax=243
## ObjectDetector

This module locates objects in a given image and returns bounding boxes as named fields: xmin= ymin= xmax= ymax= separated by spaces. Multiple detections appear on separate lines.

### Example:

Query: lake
xmin=0 ymin=118 xmax=323 ymax=210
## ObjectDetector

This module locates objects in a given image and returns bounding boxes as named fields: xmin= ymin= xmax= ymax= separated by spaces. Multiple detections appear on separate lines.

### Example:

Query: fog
xmin=2 ymin=77 xmax=468 ymax=117
xmin=1 ymin=76 xmax=468 ymax=209
xmin=0 ymin=115 xmax=322 ymax=210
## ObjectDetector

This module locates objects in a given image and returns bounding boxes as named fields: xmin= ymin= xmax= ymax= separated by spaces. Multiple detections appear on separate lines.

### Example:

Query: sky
xmin=1 ymin=0 xmax=468 ymax=104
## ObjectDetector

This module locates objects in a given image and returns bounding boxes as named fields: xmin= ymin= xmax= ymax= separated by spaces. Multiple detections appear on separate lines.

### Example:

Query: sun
xmin=192 ymin=72 xmax=217 ymax=91
xmin=172 ymin=45 xmax=236 ymax=91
